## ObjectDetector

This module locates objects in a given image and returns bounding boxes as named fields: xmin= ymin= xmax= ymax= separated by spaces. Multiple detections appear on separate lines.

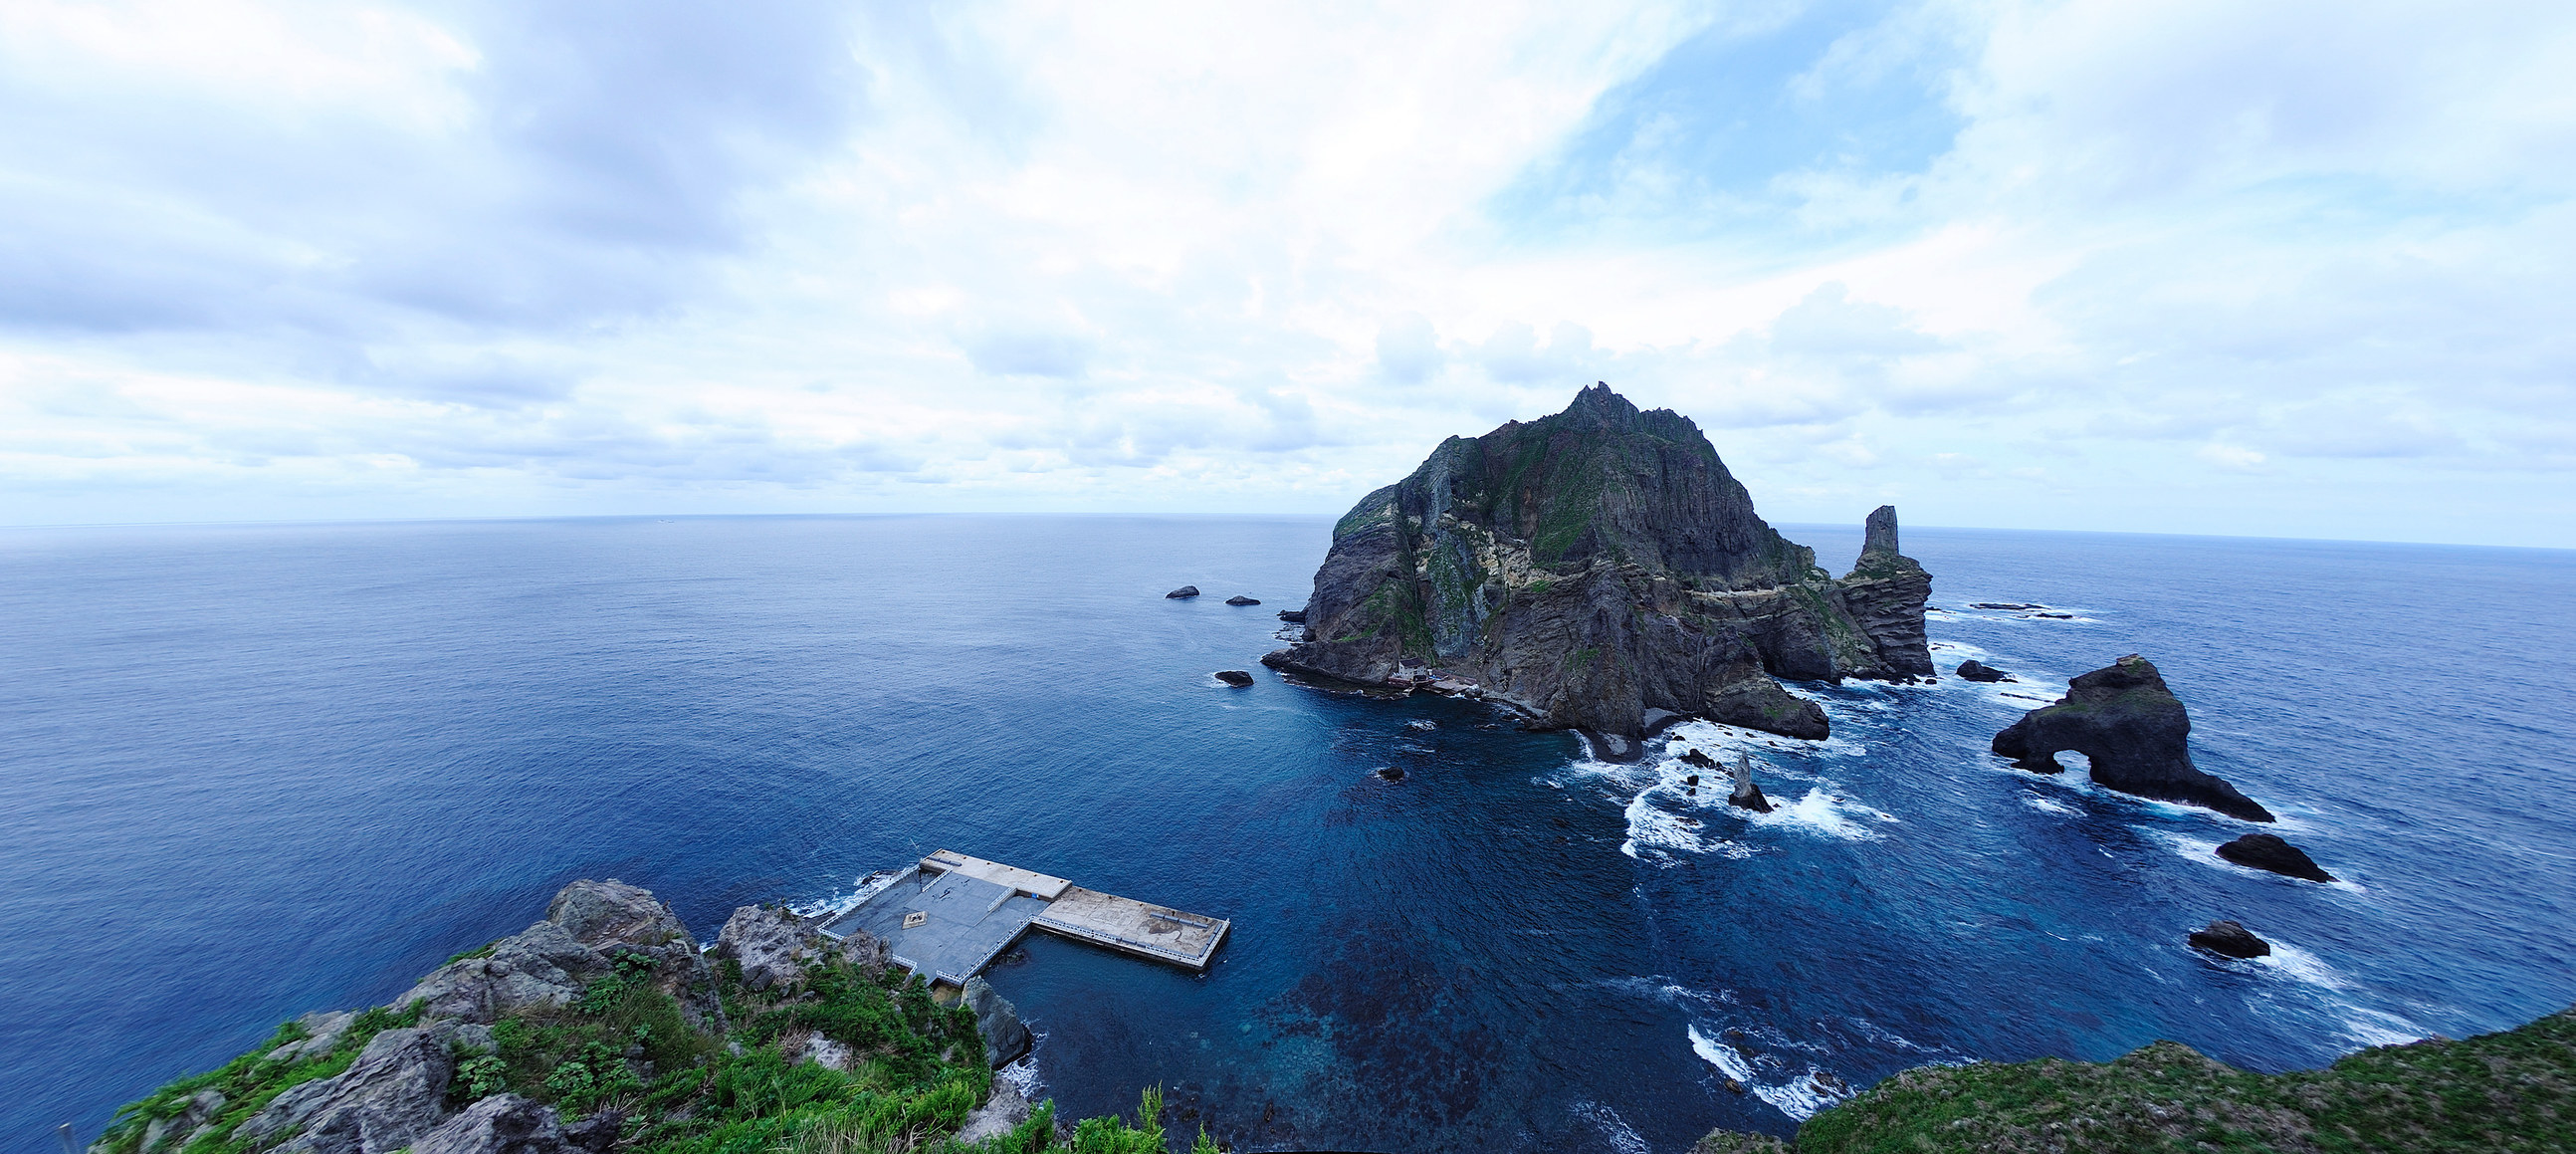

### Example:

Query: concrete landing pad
xmin=819 ymin=850 xmax=1231 ymax=986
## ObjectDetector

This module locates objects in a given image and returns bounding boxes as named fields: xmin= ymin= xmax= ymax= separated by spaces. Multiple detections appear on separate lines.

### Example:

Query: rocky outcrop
xmin=962 ymin=977 xmax=1032 ymax=1068
xmin=401 ymin=879 xmax=722 ymax=1030
xmin=236 ymin=1024 xmax=468 ymax=1154
xmin=1165 ymin=585 xmax=1198 ymax=599
xmin=410 ymin=1094 xmax=604 ymax=1154
xmin=1225 ymin=595 xmax=1260 ymax=605
xmin=1277 ymin=608 xmax=1307 ymax=623
xmin=2189 ymin=920 xmax=2271 ymax=958
xmin=1260 ymin=384 xmax=1930 ymax=742
xmin=2217 ymin=833 xmax=2335 ymax=882
xmin=955 ymin=1081 xmax=1034 ymax=1146
xmin=1955 ymin=660 xmax=2011 ymax=683
xmin=1991 ymin=656 xmax=2274 ymax=822
xmin=1214 ymin=670 xmax=1254 ymax=686
xmin=1728 ymin=753 xmax=1773 ymax=813
xmin=714 ymin=904 xmax=888 ymax=992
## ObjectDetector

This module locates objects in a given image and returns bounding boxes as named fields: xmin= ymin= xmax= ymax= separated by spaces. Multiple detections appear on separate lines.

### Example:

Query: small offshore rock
xmin=2189 ymin=920 xmax=2271 ymax=958
xmin=1376 ymin=766 xmax=1405 ymax=782
xmin=1956 ymin=660 xmax=2013 ymax=683
xmin=1728 ymin=753 xmax=1773 ymax=813
xmin=1214 ymin=670 xmax=1255 ymax=687
xmin=1277 ymin=608 xmax=1307 ymax=622
xmin=1972 ymin=602 xmax=2043 ymax=610
xmin=1678 ymin=748 xmax=1718 ymax=770
xmin=2216 ymin=833 xmax=2336 ymax=882
xmin=1166 ymin=585 xmax=1199 ymax=599
xmin=1225 ymin=594 xmax=1260 ymax=605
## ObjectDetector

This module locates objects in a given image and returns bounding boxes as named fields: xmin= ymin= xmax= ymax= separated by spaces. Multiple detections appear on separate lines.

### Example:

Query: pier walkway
xmin=817 ymin=850 xmax=1228 ymax=988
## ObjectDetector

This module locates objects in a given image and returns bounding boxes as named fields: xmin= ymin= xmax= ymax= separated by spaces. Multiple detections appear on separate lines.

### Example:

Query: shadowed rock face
xmin=1261 ymin=384 xmax=1931 ymax=741
xmin=1992 ymin=655 xmax=2275 ymax=822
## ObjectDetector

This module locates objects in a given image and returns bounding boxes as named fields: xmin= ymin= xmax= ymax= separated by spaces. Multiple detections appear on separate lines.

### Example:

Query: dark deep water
xmin=3 ymin=516 xmax=2572 ymax=1153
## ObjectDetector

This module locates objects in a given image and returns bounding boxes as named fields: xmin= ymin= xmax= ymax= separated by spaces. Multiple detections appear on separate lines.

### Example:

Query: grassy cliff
xmin=1697 ymin=1007 xmax=2575 ymax=1154
xmin=95 ymin=941 xmax=1208 ymax=1154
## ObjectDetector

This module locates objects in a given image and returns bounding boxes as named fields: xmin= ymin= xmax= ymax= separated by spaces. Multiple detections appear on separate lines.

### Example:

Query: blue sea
xmin=4 ymin=516 xmax=2573 ymax=1153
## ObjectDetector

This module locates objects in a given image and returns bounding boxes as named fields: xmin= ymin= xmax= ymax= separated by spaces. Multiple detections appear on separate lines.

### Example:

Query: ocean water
xmin=3 ymin=516 xmax=2572 ymax=1153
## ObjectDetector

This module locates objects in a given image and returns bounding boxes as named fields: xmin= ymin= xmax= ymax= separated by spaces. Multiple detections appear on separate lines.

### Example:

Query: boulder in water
xmin=1214 ymin=670 xmax=1255 ymax=687
xmin=1679 ymin=748 xmax=1718 ymax=770
xmin=1225 ymin=594 xmax=1260 ymax=605
xmin=1956 ymin=660 xmax=2013 ymax=683
xmin=2188 ymin=920 xmax=2270 ymax=958
xmin=1277 ymin=608 xmax=1307 ymax=622
xmin=2216 ymin=833 xmax=2335 ymax=882
xmin=1166 ymin=585 xmax=1199 ymax=599
xmin=1991 ymin=655 xmax=2274 ymax=821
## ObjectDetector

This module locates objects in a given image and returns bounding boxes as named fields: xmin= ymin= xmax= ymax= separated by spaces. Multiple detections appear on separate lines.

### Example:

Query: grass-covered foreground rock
xmin=91 ymin=880 xmax=1209 ymax=1154
xmin=1696 ymin=1007 xmax=2575 ymax=1153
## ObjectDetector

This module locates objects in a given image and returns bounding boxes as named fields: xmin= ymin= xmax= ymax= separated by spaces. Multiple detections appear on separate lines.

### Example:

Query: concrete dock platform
xmin=1033 ymin=886 xmax=1228 ymax=970
xmin=818 ymin=850 xmax=1229 ymax=986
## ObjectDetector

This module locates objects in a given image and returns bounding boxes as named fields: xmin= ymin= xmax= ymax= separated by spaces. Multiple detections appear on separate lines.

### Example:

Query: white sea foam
xmin=995 ymin=1038 xmax=1045 ymax=1100
xmin=2024 ymin=795 xmax=2079 ymax=815
xmin=1571 ymin=1101 xmax=1651 ymax=1154
xmin=1746 ymin=788 xmax=1891 ymax=840
xmin=1687 ymin=1026 xmax=1853 ymax=1121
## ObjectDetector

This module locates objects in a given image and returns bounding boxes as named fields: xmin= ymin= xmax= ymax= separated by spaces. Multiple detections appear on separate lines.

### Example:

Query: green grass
xmin=1708 ymin=1007 xmax=2575 ymax=1154
xmin=92 ymin=1002 xmax=429 ymax=1154
xmin=101 ymin=943 xmax=1232 ymax=1154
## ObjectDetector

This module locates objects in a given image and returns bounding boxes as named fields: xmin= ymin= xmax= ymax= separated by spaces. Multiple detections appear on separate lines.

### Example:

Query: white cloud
xmin=0 ymin=0 xmax=2572 ymax=546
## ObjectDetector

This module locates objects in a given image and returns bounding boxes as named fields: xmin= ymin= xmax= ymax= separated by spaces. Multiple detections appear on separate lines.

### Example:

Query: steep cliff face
xmin=1261 ymin=384 xmax=1932 ymax=741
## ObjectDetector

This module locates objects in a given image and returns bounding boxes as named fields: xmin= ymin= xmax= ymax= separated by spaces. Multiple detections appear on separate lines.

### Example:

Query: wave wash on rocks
xmin=1263 ymin=383 xmax=1932 ymax=744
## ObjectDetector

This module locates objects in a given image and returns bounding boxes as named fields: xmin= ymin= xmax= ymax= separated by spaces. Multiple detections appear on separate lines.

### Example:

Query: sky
xmin=1 ymin=1 xmax=2571 ymax=547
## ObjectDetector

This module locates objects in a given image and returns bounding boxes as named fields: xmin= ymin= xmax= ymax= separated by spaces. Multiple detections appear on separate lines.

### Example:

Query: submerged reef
xmin=1262 ymin=383 xmax=1932 ymax=746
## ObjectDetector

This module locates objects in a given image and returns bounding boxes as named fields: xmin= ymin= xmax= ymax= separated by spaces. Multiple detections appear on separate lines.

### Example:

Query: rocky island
xmin=1262 ymin=384 xmax=1932 ymax=749
xmin=1992 ymin=654 xmax=2275 ymax=821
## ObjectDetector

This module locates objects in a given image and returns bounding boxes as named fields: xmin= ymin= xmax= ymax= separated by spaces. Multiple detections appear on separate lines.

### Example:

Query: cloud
xmin=961 ymin=330 xmax=1093 ymax=378
xmin=1 ymin=0 xmax=2573 ymax=546
xmin=1374 ymin=314 xmax=1443 ymax=384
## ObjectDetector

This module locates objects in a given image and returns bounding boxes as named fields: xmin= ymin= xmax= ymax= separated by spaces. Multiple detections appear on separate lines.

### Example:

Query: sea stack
xmin=1260 ymin=384 xmax=1933 ymax=742
xmin=1728 ymin=753 xmax=1773 ymax=813
xmin=1991 ymin=655 xmax=2274 ymax=822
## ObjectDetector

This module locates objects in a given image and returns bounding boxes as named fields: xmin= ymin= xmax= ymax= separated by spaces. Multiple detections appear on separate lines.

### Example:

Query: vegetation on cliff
xmin=91 ymin=883 xmax=1209 ymax=1154
xmin=1696 ymin=1007 xmax=2575 ymax=1153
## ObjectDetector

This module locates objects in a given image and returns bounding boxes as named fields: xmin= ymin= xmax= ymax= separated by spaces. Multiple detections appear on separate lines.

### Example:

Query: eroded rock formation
xmin=1991 ymin=655 xmax=2274 ymax=822
xmin=1260 ymin=384 xmax=1932 ymax=742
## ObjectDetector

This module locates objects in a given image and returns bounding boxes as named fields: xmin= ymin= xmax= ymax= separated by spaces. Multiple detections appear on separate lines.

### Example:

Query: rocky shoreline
xmin=86 ymin=880 xmax=1140 ymax=1154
